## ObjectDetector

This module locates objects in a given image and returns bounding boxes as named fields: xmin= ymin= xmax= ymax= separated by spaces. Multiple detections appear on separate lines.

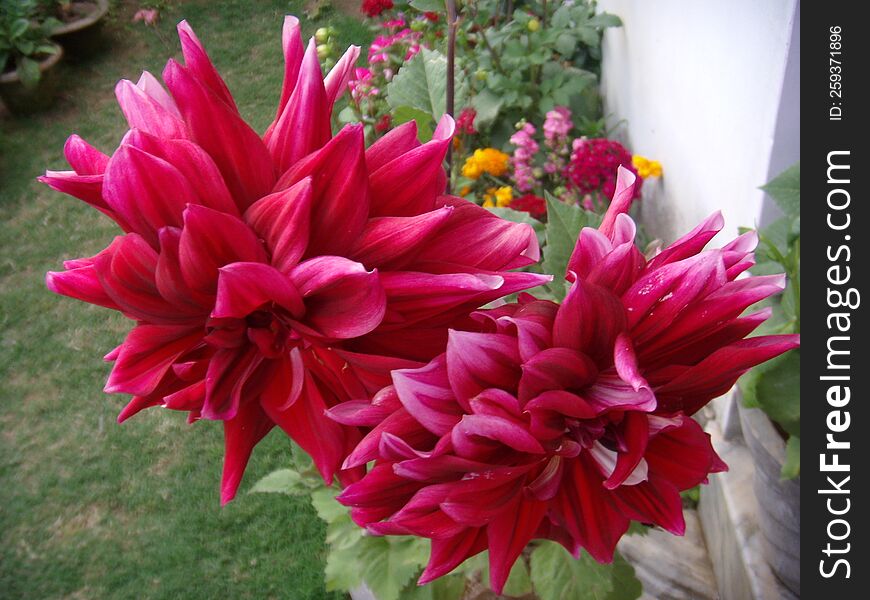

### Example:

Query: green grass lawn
xmin=0 ymin=1 xmax=372 ymax=598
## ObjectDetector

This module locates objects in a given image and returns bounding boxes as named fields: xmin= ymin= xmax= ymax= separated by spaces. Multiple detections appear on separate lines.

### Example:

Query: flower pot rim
xmin=51 ymin=0 xmax=110 ymax=36
xmin=0 ymin=44 xmax=64 ymax=85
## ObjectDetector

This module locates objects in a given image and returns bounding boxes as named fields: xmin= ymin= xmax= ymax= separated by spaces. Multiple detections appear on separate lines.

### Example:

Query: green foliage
xmin=0 ymin=0 xmax=60 ymax=87
xmin=386 ymin=47 xmax=469 ymax=128
xmin=740 ymin=162 xmax=800 ymax=478
xmin=530 ymin=541 xmax=642 ymax=600
xmin=541 ymin=192 xmax=601 ymax=300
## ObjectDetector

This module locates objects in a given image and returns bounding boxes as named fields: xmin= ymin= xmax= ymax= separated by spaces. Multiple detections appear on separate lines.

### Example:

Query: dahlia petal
xmin=392 ymin=355 xmax=463 ymax=436
xmin=117 ymin=395 xmax=163 ymax=423
xmin=163 ymin=59 xmax=275 ymax=210
xmin=552 ymin=456 xmax=629 ymax=563
xmin=613 ymin=333 xmax=649 ymax=392
xmin=275 ymin=125 xmax=371 ymax=256
xmin=115 ymin=79 xmax=188 ymax=139
xmin=527 ymin=455 xmax=565 ymax=501
xmin=202 ymin=346 xmax=262 ymax=420
xmin=524 ymin=390 xmax=598 ymax=419
xmin=324 ymin=44 xmax=361 ymax=108
xmin=244 ymin=178 xmax=313 ymax=272
xmin=645 ymin=416 xmax=725 ymax=490
xmin=487 ymin=497 xmax=548 ymax=595
xmin=369 ymin=115 xmax=454 ymax=217
xmin=63 ymin=134 xmax=109 ymax=174
xmin=103 ymin=144 xmax=199 ymax=245
xmin=446 ymin=330 xmax=521 ymax=406
xmin=338 ymin=462 xmax=422 ymax=512
xmin=394 ymin=455 xmax=497 ymax=483
xmin=454 ymin=414 xmax=544 ymax=454
xmin=597 ymin=166 xmax=638 ymax=240
xmin=179 ymin=204 xmax=267 ymax=296
xmin=261 ymin=374 xmax=348 ymax=484
xmin=38 ymin=171 xmax=127 ymax=227
xmin=586 ymin=239 xmax=645 ymax=296
xmin=220 ymin=400 xmax=275 ymax=505
xmin=518 ymin=347 xmax=599 ymax=403
xmin=566 ymin=227 xmax=612 ymax=281
xmin=155 ymin=227 xmax=212 ymax=311
xmin=349 ymin=206 xmax=454 ymax=270
xmin=412 ymin=196 xmax=540 ymax=270
xmin=176 ymin=20 xmax=239 ymax=112
xmin=553 ymin=279 xmax=627 ymax=365
xmin=365 ymin=120 xmax=420 ymax=172
xmin=343 ymin=408 xmax=425 ymax=469
xmin=266 ymin=39 xmax=332 ymax=174
xmin=584 ymin=370 xmax=657 ymax=413
xmin=602 ymin=411 xmax=649 ymax=489
xmin=46 ymin=263 xmax=120 ymax=311
xmin=213 ymin=262 xmax=305 ymax=319
xmin=487 ymin=300 xmax=557 ymax=362
xmin=105 ymin=324 xmax=202 ymax=396
xmin=121 ymin=130 xmax=238 ymax=217
xmin=418 ymin=530 xmax=487 ymax=585
xmin=163 ymin=380 xmax=206 ymax=411
xmin=259 ymin=348 xmax=304 ymax=410
xmin=327 ymin=385 xmax=402 ymax=426
xmin=611 ymin=476 xmax=685 ymax=535
xmin=610 ymin=213 xmax=638 ymax=247
xmin=655 ymin=335 xmax=800 ymax=414
xmin=136 ymin=71 xmax=181 ymax=118
xmin=647 ymin=211 xmax=725 ymax=271
xmin=267 ymin=15 xmax=304 ymax=134
xmin=290 ymin=256 xmax=386 ymax=339
xmin=469 ymin=388 xmax=521 ymax=419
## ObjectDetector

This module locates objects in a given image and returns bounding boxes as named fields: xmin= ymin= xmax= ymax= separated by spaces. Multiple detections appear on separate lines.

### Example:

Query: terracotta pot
xmin=0 ymin=45 xmax=64 ymax=115
xmin=51 ymin=0 xmax=110 ymax=59
xmin=738 ymin=402 xmax=800 ymax=596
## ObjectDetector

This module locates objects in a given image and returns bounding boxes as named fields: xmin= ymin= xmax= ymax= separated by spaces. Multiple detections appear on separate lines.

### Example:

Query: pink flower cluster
xmin=368 ymin=27 xmax=423 ymax=64
xmin=543 ymin=106 xmax=574 ymax=175
xmin=567 ymin=138 xmax=641 ymax=201
xmin=509 ymin=122 xmax=539 ymax=193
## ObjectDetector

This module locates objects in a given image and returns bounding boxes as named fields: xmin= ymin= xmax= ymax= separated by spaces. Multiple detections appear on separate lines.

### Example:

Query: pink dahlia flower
xmin=40 ymin=18 xmax=545 ymax=504
xmin=336 ymin=168 xmax=799 ymax=593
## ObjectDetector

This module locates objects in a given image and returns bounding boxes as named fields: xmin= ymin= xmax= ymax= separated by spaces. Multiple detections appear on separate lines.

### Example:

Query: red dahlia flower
xmin=336 ymin=168 xmax=799 ymax=593
xmin=41 ymin=17 xmax=545 ymax=504
xmin=361 ymin=0 xmax=394 ymax=19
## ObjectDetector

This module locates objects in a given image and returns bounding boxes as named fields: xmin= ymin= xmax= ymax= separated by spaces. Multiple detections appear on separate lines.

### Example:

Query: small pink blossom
xmin=133 ymin=8 xmax=159 ymax=26
xmin=510 ymin=123 xmax=540 ymax=193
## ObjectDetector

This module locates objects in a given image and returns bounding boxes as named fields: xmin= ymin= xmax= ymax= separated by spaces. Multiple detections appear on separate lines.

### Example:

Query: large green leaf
xmin=409 ymin=0 xmax=444 ymax=12
xmin=739 ymin=349 xmax=800 ymax=438
xmin=530 ymin=542 xmax=642 ymax=600
xmin=470 ymin=87 xmax=503 ymax=130
xmin=401 ymin=575 xmax=467 ymax=600
xmin=392 ymin=105 xmax=435 ymax=142
xmin=761 ymin=162 xmax=800 ymax=218
xmin=542 ymin=193 xmax=600 ymax=300
xmin=386 ymin=48 xmax=468 ymax=123
xmin=248 ymin=469 xmax=307 ymax=496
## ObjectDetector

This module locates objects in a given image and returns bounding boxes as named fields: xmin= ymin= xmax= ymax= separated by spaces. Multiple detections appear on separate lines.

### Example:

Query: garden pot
xmin=0 ymin=45 xmax=64 ymax=115
xmin=50 ymin=0 xmax=110 ymax=59
xmin=738 ymin=401 xmax=800 ymax=596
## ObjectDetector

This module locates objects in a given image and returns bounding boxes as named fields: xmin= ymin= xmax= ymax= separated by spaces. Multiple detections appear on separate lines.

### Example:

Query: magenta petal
xmin=613 ymin=333 xmax=649 ymax=392
xmin=258 ymin=348 xmax=304 ymax=410
xmin=275 ymin=124 xmax=371 ymax=257
xmin=584 ymin=369 xmax=657 ymax=413
xmin=349 ymin=206 xmax=453 ymax=270
xmin=603 ymin=411 xmax=649 ymax=489
xmin=266 ymin=39 xmax=331 ymax=174
xmin=597 ymin=166 xmax=638 ymax=240
xmin=178 ymin=204 xmax=267 ymax=296
xmin=553 ymin=279 xmax=627 ymax=365
xmin=327 ymin=386 xmax=402 ymax=427
xmin=262 ymin=374 xmax=348 ymax=484
xmin=446 ymin=330 xmax=521 ymax=407
xmin=290 ymin=256 xmax=386 ymax=339
xmin=518 ymin=347 xmax=598 ymax=403
xmin=487 ymin=497 xmax=548 ymax=595
xmin=411 ymin=196 xmax=541 ymax=270
xmin=611 ymin=476 xmax=685 ymax=535
xmin=645 ymin=416 xmax=725 ymax=490
xmin=266 ymin=15 xmax=304 ymax=136
xmin=46 ymin=260 xmax=120 ymax=311
xmin=524 ymin=390 xmax=598 ymax=419
xmin=103 ymin=144 xmax=200 ymax=246
xmin=324 ymin=45 xmax=361 ymax=109
xmin=392 ymin=355 xmax=464 ymax=436
xmin=369 ymin=115 xmax=454 ymax=217
xmin=105 ymin=324 xmax=202 ymax=395
xmin=202 ymin=346 xmax=261 ymax=420
xmin=419 ymin=530 xmax=487 ymax=586
xmin=115 ymin=79 xmax=188 ymax=139
xmin=163 ymin=59 xmax=275 ymax=210
xmin=647 ymin=211 xmax=724 ymax=271
xmin=64 ymin=134 xmax=109 ymax=174
xmin=244 ymin=178 xmax=313 ymax=272
xmin=365 ymin=120 xmax=420 ymax=172
xmin=213 ymin=262 xmax=305 ymax=319
xmin=221 ymin=400 xmax=275 ymax=505
xmin=453 ymin=414 xmax=544 ymax=454
xmin=567 ymin=227 xmax=613 ymax=281
xmin=176 ymin=20 xmax=239 ymax=113
xmin=155 ymin=227 xmax=212 ymax=311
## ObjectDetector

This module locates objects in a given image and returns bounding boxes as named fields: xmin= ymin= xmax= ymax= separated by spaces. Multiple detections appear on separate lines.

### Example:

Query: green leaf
xmin=588 ymin=13 xmax=623 ymax=29
xmin=542 ymin=193 xmax=600 ymax=300
xmin=555 ymin=32 xmax=578 ymax=56
xmin=739 ymin=349 xmax=800 ymax=436
xmin=310 ymin=486 xmax=348 ymax=524
xmin=761 ymin=162 xmax=800 ymax=218
xmin=248 ymin=469 xmax=308 ymax=496
xmin=486 ymin=206 xmax=545 ymax=246
xmin=392 ymin=105 xmax=434 ymax=142
xmin=470 ymin=87 xmax=503 ymax=130
xmin=401 ymin=574 xmax=467 ymax=600
xmin=359 ymin=536 xmax=428 ymax=600
xmin=409 ymin=0 xmax=444 ymax=12
xmin=530 ymin=542 xmax=642 ymax=600
xmin=16 ymin=56 xmax=41 ymax=89
xmin=386 ymin=48 xmax=468 ymax=123
xmin=782 ymin=436 xmax=800 ymax=479
xmin=11 ymin=18 xmax=29 ymax=39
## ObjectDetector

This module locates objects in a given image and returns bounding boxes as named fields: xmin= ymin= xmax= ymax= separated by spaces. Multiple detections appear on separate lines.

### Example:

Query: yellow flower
xmin=460 ymin=186 xmax=471 ymax=197
xmin=482 ymin=198 xmax=495 ymax=208
xmin=461 ymin=148 xmax=510 ymax=180
xmin=632 ymin=155 xmax=662 ymax=178
xmin=494 ymin=186 xmax=513 ymax=207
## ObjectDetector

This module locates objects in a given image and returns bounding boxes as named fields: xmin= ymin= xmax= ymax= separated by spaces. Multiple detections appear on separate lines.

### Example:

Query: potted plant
xmin=738 ymin=161 xmax=800 ymax=596
xmin=1 ymin=0 xmax=64 ymax=114
xmin=43 ymin=0 xmax=109 ymax=59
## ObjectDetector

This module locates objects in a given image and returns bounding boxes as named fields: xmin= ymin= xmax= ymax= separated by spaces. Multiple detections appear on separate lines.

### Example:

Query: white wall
xmin=598 ymin=0 xmax=800 ymax=244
